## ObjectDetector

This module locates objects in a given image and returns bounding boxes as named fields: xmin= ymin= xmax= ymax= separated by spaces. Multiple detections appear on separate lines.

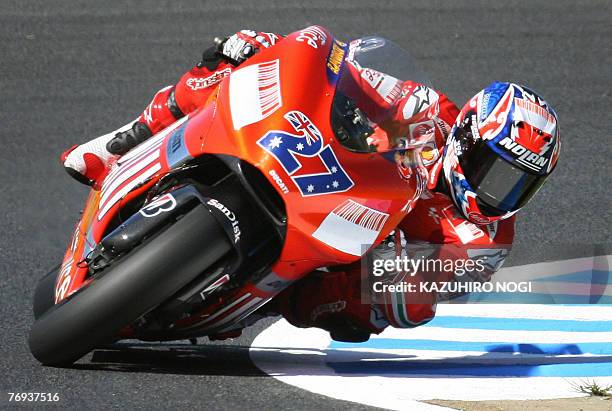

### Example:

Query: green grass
xmin=571 ymin=379 xmax=612 ymax=398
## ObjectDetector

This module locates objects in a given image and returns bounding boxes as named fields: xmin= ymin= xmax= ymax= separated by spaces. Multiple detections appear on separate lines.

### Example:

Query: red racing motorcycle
xmin=29 ymin=26 xmax=430 ymax=365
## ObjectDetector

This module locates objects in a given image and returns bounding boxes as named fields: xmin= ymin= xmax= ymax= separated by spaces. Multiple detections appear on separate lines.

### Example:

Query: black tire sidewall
xmin=33 ymin=266 xmax=59 ymax=320
xmin=28 ymin=206 xmax=231 ymax=366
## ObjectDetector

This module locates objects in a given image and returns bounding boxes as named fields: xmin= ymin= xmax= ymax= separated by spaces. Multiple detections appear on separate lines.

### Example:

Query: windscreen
xmin=331 ymin=36 xmax=434 ymax=153
xmin=348 ymin=36 xmax=432 ymax=88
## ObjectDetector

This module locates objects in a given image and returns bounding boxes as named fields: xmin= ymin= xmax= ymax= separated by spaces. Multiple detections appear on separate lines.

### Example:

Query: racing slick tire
xmin=33 ymin=264 xmax=60 ymax=319
xmin=28 ymin=205 xmax=232 ymax=366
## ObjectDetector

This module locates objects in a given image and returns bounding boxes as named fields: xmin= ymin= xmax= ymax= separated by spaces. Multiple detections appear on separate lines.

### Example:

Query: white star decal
xmin=268 ymin=136 xmax=283 ymax=149
xmin=296 ymin=143 xmax=304 ymax=151
xmin=332 ymin=180 xmax=339 ymax=188
xmin=331 ymin=166 xmax=338 ymax=173
xmin=306 ymin=184 xmax=315 ymax=193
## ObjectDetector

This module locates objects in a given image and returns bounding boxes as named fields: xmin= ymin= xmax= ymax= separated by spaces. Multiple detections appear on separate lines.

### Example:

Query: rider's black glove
xmin=106 ymin=121 xmax=153 ymax=156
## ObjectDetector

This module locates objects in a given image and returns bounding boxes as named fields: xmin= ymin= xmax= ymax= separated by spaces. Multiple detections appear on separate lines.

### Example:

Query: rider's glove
xmin=218 ymin=30 xmax=278 ymax=65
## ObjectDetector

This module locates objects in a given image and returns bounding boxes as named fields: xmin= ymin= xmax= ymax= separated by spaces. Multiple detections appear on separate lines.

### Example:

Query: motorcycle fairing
xmin=55 ymin=27 xmax=422 ymax=336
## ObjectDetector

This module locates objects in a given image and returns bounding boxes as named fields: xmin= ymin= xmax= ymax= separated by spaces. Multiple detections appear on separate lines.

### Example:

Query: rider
xmin=61 ymin=28 xmax=561 ymax=341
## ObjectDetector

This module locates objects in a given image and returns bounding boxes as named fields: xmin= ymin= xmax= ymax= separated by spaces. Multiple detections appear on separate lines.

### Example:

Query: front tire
xmin=28 ymin=205 xmax=232 ymax=366
xmin=33 ymin=264 xmax=60 ymax=319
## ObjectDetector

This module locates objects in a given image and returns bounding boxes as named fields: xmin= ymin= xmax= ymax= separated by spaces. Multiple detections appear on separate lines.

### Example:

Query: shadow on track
xmin=68 ymin=341 xmax=612 ymax=379
xmin=72 ymin=343 xmax=266 ymax=377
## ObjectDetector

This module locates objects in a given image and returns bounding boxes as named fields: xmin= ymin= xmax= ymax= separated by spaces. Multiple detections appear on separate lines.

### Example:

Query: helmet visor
xmin=459 ymin=139 xmax=546 ymax=214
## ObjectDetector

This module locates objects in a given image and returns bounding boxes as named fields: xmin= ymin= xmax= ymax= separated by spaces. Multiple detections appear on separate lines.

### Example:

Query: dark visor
xmin=458 ymin=134 xmax=546 ymax=215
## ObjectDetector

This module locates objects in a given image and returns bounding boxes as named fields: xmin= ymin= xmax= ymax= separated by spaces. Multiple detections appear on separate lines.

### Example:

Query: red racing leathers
xmin=273 ymin=65 xmax=515 ymax=335
xmin=81 ymin=32 xmax=516 ymax=339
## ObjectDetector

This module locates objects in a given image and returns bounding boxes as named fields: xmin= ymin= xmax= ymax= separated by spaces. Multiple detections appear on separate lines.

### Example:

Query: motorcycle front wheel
xmin=28 ymin=205 xmax=232 ymax=366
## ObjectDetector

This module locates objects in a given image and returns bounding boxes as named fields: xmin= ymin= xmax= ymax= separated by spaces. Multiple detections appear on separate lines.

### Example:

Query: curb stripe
xmin=330 ymin=339 xmax=612 ymax=355
xmin=327 ymin=360 xmax=612 ymax=377
xmin=424 ymin=316 xmax=612 ymax=332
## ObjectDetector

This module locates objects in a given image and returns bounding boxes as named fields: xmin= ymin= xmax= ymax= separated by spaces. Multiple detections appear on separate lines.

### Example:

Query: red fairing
xmin=55 ymin=27 xmax=516 ymax=339
xmin=55 ymin=27 xmax=423 ymax=338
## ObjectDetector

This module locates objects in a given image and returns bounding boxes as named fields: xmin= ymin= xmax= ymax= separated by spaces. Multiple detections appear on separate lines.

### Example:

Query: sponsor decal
xmin=207 ymin=199 xmax=241 ymax=243
xmin=420 ymin=144 xmax=439 ymax=166
xmin=427 ymin=207 xmax=441 ymax=224
xmin=55 ymin=256 xmax=74 ymax=302
xmin=468 ymin=211 xmax=492 ymax=225
xmin=200 ymin=274 xmax=231 ymax=298
xmin=165 ymin=121 xmax=192 ymax=167
xmin=311 ymin=300 xmax=347 ymax=321
xmin=479 ymin=90 xmax=490 ymax=121
xmin=312 ymin=199 xmax=389 ymax=256
xmin=503 ymin=96 xmax=556 ymax=172
xmin=69 ymin=225 xmax=80 ymax=253
xmin=257 ymin=110 xmax=354 ymax=196
xmin=484 ymin=87 xmax=558 ymax=173
xmin=361 ymin=68 xmax=402 ymax=105
xmin=296 ymin=26 xmax=327 ymax=49
xmin=258 ymin=32 xmax=279 ymax=47
xmin=268 ymin=169 xmax=289 ymax=194
xmin=497 ymin=136 xmax=548 ymax=171
xmin=139 ymin=193 xmax=177 ymax=218
xmin=479 ymin=85 xmax=513 ymax=141
xmin=255 ymin=271 xmax=293 ymax=294
xmin=408 ymin=120 xmax=435 ymax=140
xmin=467 ymin=248 xmax=509 ymax=271
xmin=229 ymin=60 xmax=282 ymax=130
xmin=442 ymin=205 xmax=485 ymax=244
xmin=514 ymin=98 xmax=556 ymax=132
xmin=326 ymin=40 xmax=346 ymax=74
xmin=478 ymin=82 xmax=509 ymax=123
xmin=402 ymin=85 xmax=439 ymax=119
xmin=192 ymin=292 xmax=270 ymax=331
xmin=346 ymin=38 xmax=361 ymax=61
xmin=468 ymin=114 xmax=480 ymax=138
xmin=186 ymin=68 xmax=232 ymax=91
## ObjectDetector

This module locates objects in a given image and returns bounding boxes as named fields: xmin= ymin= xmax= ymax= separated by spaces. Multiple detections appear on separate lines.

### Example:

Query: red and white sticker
xmin=441 ymin=205 xmax=485 ymax=244
xmin=229 ymin=60 xmax=282 ymax=130
xmin=98 ymin=117 xmax=188 ymax=220
xmin=186 ymin=68 xmax=232 ymax=91
xmin=296 ymin=26 xmax=327 ymax=49
xmin=312 ymin=199 xmax=389 ymax=256
xmin=361 ymin=68 xmax=402 ymax=105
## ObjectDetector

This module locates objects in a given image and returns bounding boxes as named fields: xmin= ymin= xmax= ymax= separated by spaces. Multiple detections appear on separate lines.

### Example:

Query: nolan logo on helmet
xmin=497 ymin=136 xmax=548 ymax=171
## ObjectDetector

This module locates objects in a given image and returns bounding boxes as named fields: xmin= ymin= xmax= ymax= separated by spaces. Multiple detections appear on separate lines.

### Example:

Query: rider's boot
xmin=61 ymin=121 xmax=152 ymax=186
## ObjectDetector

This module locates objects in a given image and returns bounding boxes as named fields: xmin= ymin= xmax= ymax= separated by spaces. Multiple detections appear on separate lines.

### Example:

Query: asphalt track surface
xmin=1 ymin=0 xmax=610 ymax=409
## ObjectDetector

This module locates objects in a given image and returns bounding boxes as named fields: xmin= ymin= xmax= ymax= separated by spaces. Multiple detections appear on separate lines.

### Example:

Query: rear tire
xmin=28 ymin=205 xmax=232 ymax=366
